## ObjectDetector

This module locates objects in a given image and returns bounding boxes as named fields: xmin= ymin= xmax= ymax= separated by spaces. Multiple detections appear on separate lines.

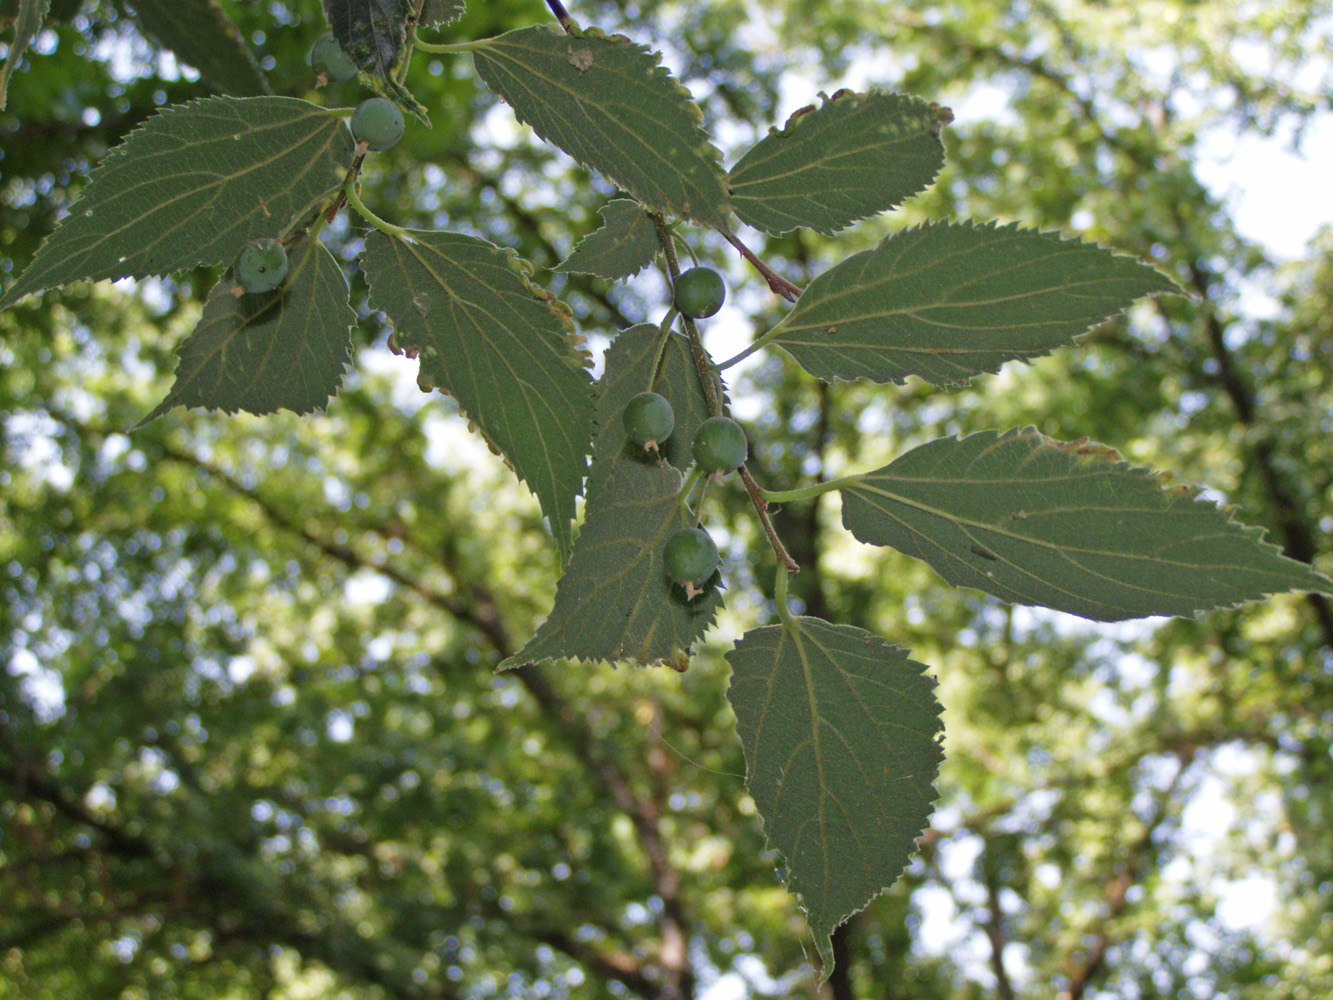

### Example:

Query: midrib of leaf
xmin=791 ymin=623 xmax=833 ymax=899
xmin=845 ymin=478 xmax=1211 ymax=605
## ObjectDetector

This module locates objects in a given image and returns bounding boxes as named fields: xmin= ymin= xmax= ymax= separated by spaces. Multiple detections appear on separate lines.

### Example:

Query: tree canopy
xmin=2 ymin=1 xmax=1332 ymax=998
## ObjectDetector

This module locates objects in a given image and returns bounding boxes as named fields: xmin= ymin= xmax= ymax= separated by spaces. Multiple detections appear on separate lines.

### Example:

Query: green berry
xmin=692 ymin=416 xmax=747 ymax=476
xmin=623 ymin=392 xmax=675 ymax=452
xmin=674 ymin=267 xmax=726 ymax=318
xmin=350 ymin=98 xmax=405 ymax=151
xmin=236 ymin=239 xmax=288 ymax=294
xmin=663 ymin=527 xmax=718 ymax=599
xmin=309 ymin=33 xmax=359 ymax=83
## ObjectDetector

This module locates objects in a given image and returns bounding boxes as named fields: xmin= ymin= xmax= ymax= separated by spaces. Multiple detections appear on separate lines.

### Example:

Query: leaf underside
xmin=556 ymin=198 xmax=660 ymax=280
xmin=0 ymin=96 xmax=353 ymax=307
xmin=361 ymin=229 xmax=593 ymax=563
xmin=137 ymin=231 xmax=355 ymax=424
xmin=726 ymin=618 xmax=943 ymax=976
xmin=1 ymin=0 xmax=51 ymax=111
xmin=419 ymin=0 xmax=465 ymax=28
xmin=500 ymin=323 xmax=721 ymax=670
xmin=472 ymin=25 xmax=731 ymax=228
xmin=769 ymin=220 xmax=1183 ymax=386
xmin=840 ymin=427 xmax=1333 ymax=621
xmin=321 ymin=0 xmax=411 ymax=79
xmin=117 ymin=0 xmax=270 ymax=97
xmin=729 ymin=89 xmax=951 ymax=237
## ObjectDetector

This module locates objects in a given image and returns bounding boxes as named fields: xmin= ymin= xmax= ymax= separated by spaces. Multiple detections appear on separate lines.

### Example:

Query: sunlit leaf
xmin=500 ymin=324 xmax=721 ymax=670
xmin=555 ymin=199 xmax=660 ymax=280
xmin=839 ymin=427 xmax=1333 ymax=621
xmin=729 ymin=90 xmax=951 ymax=237
xmin=362 ymin=229 xmax=593 ymax=562
xmin=116 ymin=0 xmax=270 ymax=97
xmin=473 ymin=24 xmax=730 ymax=228
xmin=726 ymin=617 xmax=943 ymax=975
xmin=764 ymin=220 xmax=1182 ymax=386
xmin=137 ymin=231 xmax=355 ymax=423
xmin=0 ymin=96 xmax=353 ymax=307
xmin=0 ymin=0 xmax=50 ymax=111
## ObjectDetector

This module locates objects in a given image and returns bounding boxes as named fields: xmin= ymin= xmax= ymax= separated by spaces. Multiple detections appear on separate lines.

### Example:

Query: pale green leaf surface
xmin=473 ymin=25 xmax=730 ymax=228
xmin=768 ymin=220 xmax=1182 ymax=386
xmin=500 ymin=324 xmax=721 ymax=670
xmin=726 ymin=619 xmax=943 ymax=974
xmin=556 ymin=199 xmax=659 ymax=280
xmin=840 ymin=427 xmax=1333 ymax=621
xmin=0 ymin=96 xmax=353 ymax=307
xmin=0 ymin=0 xmax=51 ymax=111
xmin=420 ymin=0 xmax=465 ymax=28
xmin=729 ymin=90 xmax=951 ymax=237
xmin=117 ymin=0 xmax=269 ymax=97
xmin=137 ymin=232 xmax=355 ymax=423
xmin=362 ymin=229 xmax=593 ymax=563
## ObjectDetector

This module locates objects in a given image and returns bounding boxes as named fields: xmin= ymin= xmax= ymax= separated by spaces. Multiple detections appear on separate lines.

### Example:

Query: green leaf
xmin=555 ymin=199 xmax=660 ymax=280
xmin=136 ymin=231 xmax=355 ymax=423
xmin=320 ymin=0 xmax=410 ymax=80
xmin=729 ymin=90 xmax=952 ymax=237
xmin=320 ymin=0 xmax=429 ymax=122
xmin=588 ymin=323 xmax=718 ymax=483
xmin=726 ymin=618 xmax=943 ymax=975
xmin=419 ymin=0 xmax=465 ymax=28
xmin=472 ymin=25 xmax=731 ymax=229
xmin=0 ymin=96 xmax=354 ymax=307
xmin=362 ymin=229 xmax=593 ymax=563
xmin=115 ymin=0 xmax=270 ymax=97
xmin=839 ymin=427 xmax=1333 ymax=621
xmin=500 ymin=324 xmax=722 ymax=670
xmin=765 ymin=220 xmax=1182 ymax=386
xmin=0 ymin=0 xmax=50 ymax=111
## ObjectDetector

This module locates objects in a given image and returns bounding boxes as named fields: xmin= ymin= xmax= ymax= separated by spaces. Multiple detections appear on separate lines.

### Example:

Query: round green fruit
xmin=236 ymin=239 xmax=289 ymax=294
xmin=350 ymin=98 xmax=405 ymax=151
xmin=674 ymin=267 xmax=726 ymax=318
xmin=692 ymin=416 xmax=747 ymax=475
xmin=623 ymin=391 xmax=675 ymax=452
xmin=663 ymin=527 xmax=718 ymax=598
xmin=309 ymin=33 xmax=359 ymax=83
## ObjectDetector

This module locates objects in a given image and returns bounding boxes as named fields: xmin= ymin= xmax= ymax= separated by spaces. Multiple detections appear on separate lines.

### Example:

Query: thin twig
xmin=652 ymin=213 xmax=799 ymax=575
xmin=740 ymin=467 xmax=799 ymax=572
xmin=722 ymin=229 xmax=803 ymax=301
xmin=545 ymin=0 xmax=575 ymax=32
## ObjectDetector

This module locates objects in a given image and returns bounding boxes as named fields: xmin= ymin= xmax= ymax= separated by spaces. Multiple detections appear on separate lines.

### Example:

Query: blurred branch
xmin=151 ymin=438 xmax=515 ymax=657
xmin=979 ymin=839 xmax=1017 ymax=1000
xmin=1057 ymin=748 xmax=1197 ymax=1000
xmin=512 ymin=663 xmax=696 ymax=999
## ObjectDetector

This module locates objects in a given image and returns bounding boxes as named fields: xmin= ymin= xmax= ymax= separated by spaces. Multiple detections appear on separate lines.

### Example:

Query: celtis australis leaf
xmin=116 ymin=0 xmax=270 ymax=97
xmin=361 ymin=229 xmax=593 ymax=564
xmin=556 ymin=199 xmax=660 ymax=281
xmin=766 ymin=220 xmax=1182 ymax=386
xmin=726 ymin=618 xmax=943 ymax=977
xmin=0 ymin=96 xmax=353 ymax=307
xmin=839 ymin=427 xmax=1333 ymax=621
xmin=137 ymin=231 xmax=355 ymax=423
xmin=500 ymin=325 xmax=722 ymax=671
xmin=473 ymin=24 xmax=730 ymax=228
xmin=729 ymin=89 xmax=952 ymax=237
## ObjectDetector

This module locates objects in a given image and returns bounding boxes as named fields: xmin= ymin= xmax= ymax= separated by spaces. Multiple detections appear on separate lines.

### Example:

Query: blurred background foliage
xmin=2 ymin=1 xmax=1332 ymax=998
